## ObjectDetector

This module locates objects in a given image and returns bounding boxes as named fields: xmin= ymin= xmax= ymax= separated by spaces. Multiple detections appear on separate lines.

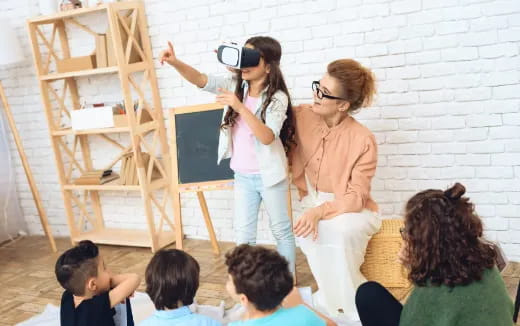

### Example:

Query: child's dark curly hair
xmin=55 ymin=240 xmax=99 ymax=296
xmin=225 ymin=244 xmax=293 ymax=311
xmin=402 ymin=182 xmax=496 ymax=287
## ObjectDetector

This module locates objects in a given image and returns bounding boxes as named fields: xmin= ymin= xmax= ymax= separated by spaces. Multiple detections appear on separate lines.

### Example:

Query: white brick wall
xmin=1 ymin=0 xmax=519 ymax=260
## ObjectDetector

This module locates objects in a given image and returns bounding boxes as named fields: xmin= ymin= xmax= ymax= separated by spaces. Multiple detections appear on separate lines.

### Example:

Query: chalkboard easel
xmin=168 ymin=103 xmax=234 ymax=255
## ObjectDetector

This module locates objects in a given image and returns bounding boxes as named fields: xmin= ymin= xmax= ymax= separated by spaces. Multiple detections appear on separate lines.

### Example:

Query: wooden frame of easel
xmin=168 ymin=103 xmax=295 ymax=258
xmin=168 ymin=103 xmax=230 ymax=256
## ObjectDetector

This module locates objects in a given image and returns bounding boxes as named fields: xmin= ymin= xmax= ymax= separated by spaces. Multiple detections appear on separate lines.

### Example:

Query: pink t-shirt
xmin=230 ymin=95 xmax=260 ymax=174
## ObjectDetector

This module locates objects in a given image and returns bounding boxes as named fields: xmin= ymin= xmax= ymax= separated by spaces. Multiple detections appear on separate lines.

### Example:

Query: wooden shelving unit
xmin=39 ymin=66 xmax=119 ymax=81
xmin=26 ymin=1 xmax=177 ymax=251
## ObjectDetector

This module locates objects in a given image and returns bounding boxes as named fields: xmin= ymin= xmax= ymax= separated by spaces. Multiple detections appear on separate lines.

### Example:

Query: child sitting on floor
xmin=225 ymin=244 xmax=334 ymax=326
xmin=139 ymin=249 xmax=221 ymax=326
xmin=55 ymin=240 xmax=141 ymax=326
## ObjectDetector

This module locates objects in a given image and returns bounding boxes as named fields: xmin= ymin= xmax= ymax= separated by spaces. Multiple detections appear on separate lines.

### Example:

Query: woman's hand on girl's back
xmin=159 ymin=41 xmax=177 ymax=66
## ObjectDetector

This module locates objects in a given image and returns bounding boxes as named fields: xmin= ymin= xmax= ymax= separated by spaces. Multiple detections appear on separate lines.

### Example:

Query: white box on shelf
xmin=71 ymin=106 xmax=114 ymax=130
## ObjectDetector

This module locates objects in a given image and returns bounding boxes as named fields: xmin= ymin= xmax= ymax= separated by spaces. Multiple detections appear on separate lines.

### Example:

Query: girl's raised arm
xmin=160 ymin=41 xmax=208 ymax=88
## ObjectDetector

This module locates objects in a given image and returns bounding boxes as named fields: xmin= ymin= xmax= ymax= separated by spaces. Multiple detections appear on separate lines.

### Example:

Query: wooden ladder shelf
xmin=26 ymin=1 xmax=176 ymax=252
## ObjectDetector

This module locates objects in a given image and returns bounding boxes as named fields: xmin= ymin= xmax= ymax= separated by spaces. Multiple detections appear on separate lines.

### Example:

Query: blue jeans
xmin=233 ymin=173 xmax=296 ymax=274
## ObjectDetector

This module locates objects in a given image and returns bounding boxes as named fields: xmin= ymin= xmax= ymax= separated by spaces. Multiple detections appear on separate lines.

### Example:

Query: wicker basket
xmin=360 ymin=219 xmax=412 ymax=300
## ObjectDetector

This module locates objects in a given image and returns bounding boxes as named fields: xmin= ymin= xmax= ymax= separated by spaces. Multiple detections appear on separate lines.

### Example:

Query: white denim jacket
xmin=202 ymin=73 xmax=289 ymax=187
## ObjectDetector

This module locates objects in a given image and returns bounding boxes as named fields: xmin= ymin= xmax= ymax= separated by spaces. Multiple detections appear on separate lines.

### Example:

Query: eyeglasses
xmin=312 ymin=81 xmax=348 ymax=101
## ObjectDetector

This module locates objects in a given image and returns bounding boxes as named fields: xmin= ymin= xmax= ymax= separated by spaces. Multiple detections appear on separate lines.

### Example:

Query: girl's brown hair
xmin=221 ymin=36 xmax=295 ymax=153
xmin=327 ymin=59 xmax=376 ymax=114
xmin=403 ymin=182 xmax=496 ymax=287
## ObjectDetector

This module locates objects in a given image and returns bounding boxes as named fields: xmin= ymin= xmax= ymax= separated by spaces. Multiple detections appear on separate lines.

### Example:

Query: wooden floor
xmin=0 ymin=236 xmax=518 ymax=326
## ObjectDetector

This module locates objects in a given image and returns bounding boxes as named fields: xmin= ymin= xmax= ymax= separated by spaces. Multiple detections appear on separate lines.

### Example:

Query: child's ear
xmin=86 ymin=277 xmax=97 ymax=292
xmin=239 ymin=293 xmax=249 ymax=307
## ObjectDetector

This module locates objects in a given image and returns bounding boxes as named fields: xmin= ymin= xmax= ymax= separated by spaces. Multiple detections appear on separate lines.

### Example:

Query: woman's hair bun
xmin=444 ymin=182 xmax=465 ymax=200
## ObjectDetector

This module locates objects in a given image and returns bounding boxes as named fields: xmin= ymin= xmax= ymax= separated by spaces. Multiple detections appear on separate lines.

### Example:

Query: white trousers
xmin=297 ymin=179 xmax=381 ymax=320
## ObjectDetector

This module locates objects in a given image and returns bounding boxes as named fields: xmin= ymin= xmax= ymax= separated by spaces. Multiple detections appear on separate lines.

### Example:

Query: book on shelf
xmin=119 ymin=152 xmax=161 ymax=185
xmin=73 ymin=169 xmax=119 ymax=185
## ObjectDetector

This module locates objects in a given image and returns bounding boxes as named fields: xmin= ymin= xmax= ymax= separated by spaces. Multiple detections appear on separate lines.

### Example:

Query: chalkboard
xmin=174 ymin=106 xmax=234 ymax=184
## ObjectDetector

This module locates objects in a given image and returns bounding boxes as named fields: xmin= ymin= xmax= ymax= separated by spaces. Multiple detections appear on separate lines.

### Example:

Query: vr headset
xmin=217 ymin=42 xmax=261 ymax=69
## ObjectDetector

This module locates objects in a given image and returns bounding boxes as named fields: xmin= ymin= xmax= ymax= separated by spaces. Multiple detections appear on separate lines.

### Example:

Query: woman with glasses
xmin=289 ymin=59 xmax=381 ymax=321
xmin=356 ymin=183 xmax=514 ymax=326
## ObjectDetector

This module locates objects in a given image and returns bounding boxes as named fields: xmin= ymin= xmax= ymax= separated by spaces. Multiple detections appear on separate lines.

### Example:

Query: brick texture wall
xmin=0 ymin=0 xmax=519 ymax=260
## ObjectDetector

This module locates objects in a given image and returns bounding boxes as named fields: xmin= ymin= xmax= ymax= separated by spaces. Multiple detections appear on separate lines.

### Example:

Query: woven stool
xmin=360 ymin=219 xmax=412 ymax=300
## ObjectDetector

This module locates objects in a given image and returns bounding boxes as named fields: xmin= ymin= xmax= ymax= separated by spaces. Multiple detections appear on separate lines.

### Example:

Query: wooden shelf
xmin=52 ymin=125 xmax=129 ymax=136
xmin=51 ymin=120 xmax=157 ymax=136
xmin=40 ymin=66 xmax=119 ymax=81
xmin=28 ymin=1 xmax=143 ymax=24
xmin=39 ymin=61 xmax=148 ymax=81
xmin=72 ymin=228 xmax=176 ymax=248
xmin=63 ymin=178 xmax=168 ymax=191
xmin=28 ymin=4 xmax=110 ymax=24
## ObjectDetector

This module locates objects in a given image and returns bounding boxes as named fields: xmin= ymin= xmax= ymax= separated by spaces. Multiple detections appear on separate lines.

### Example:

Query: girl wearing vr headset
xmin=160 ymin=36 xmax=296 ymax=274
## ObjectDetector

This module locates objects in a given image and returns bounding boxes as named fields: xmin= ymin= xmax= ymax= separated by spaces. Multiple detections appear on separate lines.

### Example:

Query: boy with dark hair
xmin=55 ymin=240 xmax=141 ymax=326
xmin=139 ymin=249 xmax=221 ymax=326
xmin=225 ymin=244 xmax=333 ymax=326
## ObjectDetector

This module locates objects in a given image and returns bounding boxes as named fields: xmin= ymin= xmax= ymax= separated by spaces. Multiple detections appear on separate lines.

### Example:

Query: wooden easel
xmin=0 ymin=81 xmax=57 ymax=252
xmin=168 ymin=103 xmax=230 ymax=255
xmin=168 ymin=103 xmax=295 ymax=258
